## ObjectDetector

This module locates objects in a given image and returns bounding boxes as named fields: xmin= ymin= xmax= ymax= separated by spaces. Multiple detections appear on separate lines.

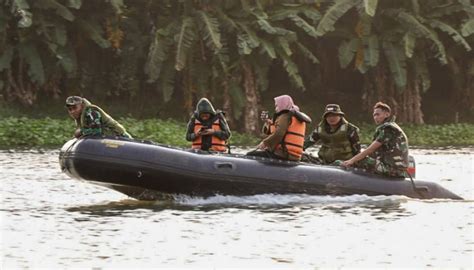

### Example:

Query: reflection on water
xmin=0 ymin=148 xmax=473 ymax=268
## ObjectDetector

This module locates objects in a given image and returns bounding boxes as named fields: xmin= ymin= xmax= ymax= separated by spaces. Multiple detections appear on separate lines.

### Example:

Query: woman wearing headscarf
xmin=247 ymin=95 xmax=311 ymax=161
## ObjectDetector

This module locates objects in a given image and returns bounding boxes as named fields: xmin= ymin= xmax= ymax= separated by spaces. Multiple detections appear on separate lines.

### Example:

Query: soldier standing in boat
xmin=247 ymin=95 xmax=311 ymax=161
xmin=185 ymin=98 xmax=231 ymax=152
xmin=303 ymin=104 xmax=361 ymax=164
xmin=340 ymin=102 xmax=409 ymax=178
xmin=65 ymin=96 xmax=132 ymax=139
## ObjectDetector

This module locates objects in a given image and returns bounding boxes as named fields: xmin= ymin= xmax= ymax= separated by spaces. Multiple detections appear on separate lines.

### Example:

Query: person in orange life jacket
xmin=185 ymin=98 xmax=231 ymax=152
xmin=247 ymin=95 xmax=311 ymax=161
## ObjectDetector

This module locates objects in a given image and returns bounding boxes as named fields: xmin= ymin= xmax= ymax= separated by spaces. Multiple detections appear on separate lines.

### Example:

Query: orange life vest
xmin=192 ymin=118 xmax=227 ymax=152
xmin=270 ymin=115 xmax=306 ymax=159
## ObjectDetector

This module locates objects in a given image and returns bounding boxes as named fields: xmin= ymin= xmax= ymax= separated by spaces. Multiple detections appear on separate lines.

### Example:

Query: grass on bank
xmin=0 ymin=117 xmax=473 ymax=148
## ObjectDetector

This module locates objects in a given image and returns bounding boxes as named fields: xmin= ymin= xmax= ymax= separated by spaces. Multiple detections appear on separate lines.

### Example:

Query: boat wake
xmin=172 ymin=193 xmax=409 ymax=207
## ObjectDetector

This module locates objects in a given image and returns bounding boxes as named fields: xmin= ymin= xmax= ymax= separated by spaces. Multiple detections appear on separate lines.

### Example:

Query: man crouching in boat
xmin=340 ymin=102 xmax=409 ymax=178
xmin=247 ymin=95 xmax=311 ymax=161
xmin=65 ymin=96 xmax=132 ymax=139
xmin=186 ymin=98 xmax=231 ymax=152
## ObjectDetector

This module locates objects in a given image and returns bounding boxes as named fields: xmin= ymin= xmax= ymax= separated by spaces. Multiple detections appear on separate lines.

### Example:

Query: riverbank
xmin=0 ymin=117 xmax=473 ymax=148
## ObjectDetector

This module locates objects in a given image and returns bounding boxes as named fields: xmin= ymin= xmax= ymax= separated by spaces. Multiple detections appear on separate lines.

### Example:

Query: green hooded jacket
xmin=185 ymin=98 xmax=231 ymax=150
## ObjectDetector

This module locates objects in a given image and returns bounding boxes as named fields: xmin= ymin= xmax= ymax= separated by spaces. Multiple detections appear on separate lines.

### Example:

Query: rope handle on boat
xmin=407 ymin=170 xmax=428 ymax=199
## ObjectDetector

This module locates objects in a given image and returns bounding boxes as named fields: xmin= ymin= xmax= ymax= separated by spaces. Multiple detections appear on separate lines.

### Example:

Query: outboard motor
xmin=407 ymin=155 xmax=416 ymax=178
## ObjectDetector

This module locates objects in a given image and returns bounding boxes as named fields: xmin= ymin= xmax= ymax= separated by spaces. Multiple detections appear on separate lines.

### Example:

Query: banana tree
xmin=0 ymin=0 xmax=124 ymax=105
xmin=315 ymin=0 xmax=473 ymax=123
xmin=143 ymin=0 xmax=321 ymax=133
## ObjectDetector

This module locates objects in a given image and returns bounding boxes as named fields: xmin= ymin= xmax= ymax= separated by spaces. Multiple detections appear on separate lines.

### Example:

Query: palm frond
xmin=19 ymin=43 xmax=46 ymax=84
xmin=66 ymin=0 xmax=82 ymax=9
xmin=259 ymin=39 xmax=277 ymax=59
xmin=38 ymin=0 xmax=75 ymax=21
xmin=253 ymin=58 xmax=271 ymax=92
xmin=276 ymin=48 xmax=304 ymax=90
xmin=430 ymin=19 xmax=471 ymax=51
xmin=363 ymin=34 xmax=379 ymax=67
xmin=413 ymin=54 xmax=431 ymax=92
xmin=276 ymin=36 xmax=292 ymax=56
xmin=316 ymin=0 xmax=359 ymax=37
xmin=296 ymin=42 xmax=319 ymax=64
xmin=338 ymin=38 xmax=359 ymax=68
xmin=363 ymin=0 xmax=378 ymax=17
xmin=175 ymin=17 xmax=196 ymax=71
xmin=228 ymin=79 xmax=246 ymax=119
xmin=197 ymin=11 xmax=223 ymax=53
xmin=159 ymin=60 xmax=176 ymax=103
xmin=290 ymin=14 xmax=318 ymax=37
xmin=386 ymin=9 xmax=447 ymax=64
xmin=461 ymin=19 xmax=474 ymax=37
xmin=145 ymin=25 xmax=174 ymax=82
xmin=383 ymin=41 xmax=406 ymax=89
xmin=77 ymin=19 xmax=111 ymax=48
xmin=403 ymin=32 xmax=416 ymax=58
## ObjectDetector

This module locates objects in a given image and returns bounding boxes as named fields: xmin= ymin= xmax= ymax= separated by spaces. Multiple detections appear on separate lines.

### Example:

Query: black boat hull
xmin=59 ymin=138 xmax=463 ymax=200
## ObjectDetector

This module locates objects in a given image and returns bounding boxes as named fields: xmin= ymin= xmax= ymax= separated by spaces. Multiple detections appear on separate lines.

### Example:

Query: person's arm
xmin=341 ymin=140 xmax=382 ymax=167
xmin=261 ymin=113 xmax=290 ymax=150
xmin=185 ymin=117 xmax=198 ymax=141
xmin=348 ymin=126 xmax=361 ymax=155
xmin=212 ymin=114 xmax=231 ymax=140
xmin=81 ymin=108 xmax=102 ymax=136
xmin=303 ymin=129 xmax=320 ymax=150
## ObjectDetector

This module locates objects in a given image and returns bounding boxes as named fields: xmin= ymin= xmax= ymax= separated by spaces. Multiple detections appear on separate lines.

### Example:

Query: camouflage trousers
xmin=334 ymin=157 xmax=408 ymax=178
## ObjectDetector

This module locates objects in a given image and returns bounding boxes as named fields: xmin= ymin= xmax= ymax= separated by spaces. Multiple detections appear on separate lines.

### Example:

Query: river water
xmin=1 ymin=148 xmax=473 ymax=268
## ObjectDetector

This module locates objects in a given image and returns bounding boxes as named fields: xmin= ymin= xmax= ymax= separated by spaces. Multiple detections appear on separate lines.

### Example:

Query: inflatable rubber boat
xmin=59 ymin=137 xmax=463 ymax=200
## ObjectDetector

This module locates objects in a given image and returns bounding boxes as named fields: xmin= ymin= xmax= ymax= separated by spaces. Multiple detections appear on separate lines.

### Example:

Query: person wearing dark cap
xmin=303 ymin=104 xmax=360 ymax=164
xmin=186 ymin=98 xmax=231 ymax=152
xmin=65 ymin=96 xmax=132 ymax=139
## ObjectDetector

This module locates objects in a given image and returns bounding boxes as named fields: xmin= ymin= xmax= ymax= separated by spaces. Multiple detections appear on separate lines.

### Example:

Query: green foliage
xmin=338 ymin=38 xmax=359 ymax=68
xmin=356 ymin=122 xmax=474 ymax=147
xmin=363 ymin=0 xmax=378 ymax=17
xmin=0 ymin=117 xmax=259 ymax=148
xmin=316 ymin=0 xmax=359 ymax=36
xmin=0 ymin=117 xmax=472 ymax=148
xmin=383 ymin=41 xmax=406 ymax=89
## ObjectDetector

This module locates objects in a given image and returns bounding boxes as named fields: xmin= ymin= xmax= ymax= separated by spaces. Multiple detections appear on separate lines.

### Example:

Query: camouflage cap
xmin=323 ymin=104 xmax=345 ymax=118
xmin=65 ymin=96 xmax=83 ymax=106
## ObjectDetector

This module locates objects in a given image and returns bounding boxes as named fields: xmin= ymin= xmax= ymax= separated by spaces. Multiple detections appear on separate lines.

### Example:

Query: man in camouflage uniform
xmin=303 ymin=104 xmax=361 ymax=164
xmin=340 ymin=102 xmax=409 ymax=178
xmin=65 ymin=96 xmax=132 ymax=139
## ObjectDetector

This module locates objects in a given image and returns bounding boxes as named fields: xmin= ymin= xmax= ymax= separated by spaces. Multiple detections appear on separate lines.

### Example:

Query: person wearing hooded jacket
xmin=65 ymin=96 xmax=132 ymax=139
xmin=247 ymin=95 xmax=311 ymax=161
xmin=186 ymin=98 xmax=231 ymax=152
xmin=303 ymin=104 xmax=361 ymax=164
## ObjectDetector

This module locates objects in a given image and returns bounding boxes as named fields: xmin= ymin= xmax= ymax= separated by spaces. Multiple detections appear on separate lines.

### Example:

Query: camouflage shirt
xmin=80 ymin=107 xmax=103 ymax=136
xmin=372 ymin=116 xmax=409 ymax=176
xmin=76 ymin=99 xmax=132 ymax=138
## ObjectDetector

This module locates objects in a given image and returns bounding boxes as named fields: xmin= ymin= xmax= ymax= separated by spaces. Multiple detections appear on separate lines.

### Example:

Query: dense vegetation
xmin=1 ymin=0 xmax=473 ymax=134
xmin=1 ymin=117 xmax=473 ymax=148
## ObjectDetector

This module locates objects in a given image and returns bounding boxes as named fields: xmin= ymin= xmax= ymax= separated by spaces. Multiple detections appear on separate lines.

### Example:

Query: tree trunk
xmin=221 ymin=77 xmax=234 ymax=128
xmin=241 ymin=61 xmax=259 ymax=134
xmin=362 ymin=61 xmax=424 ymax=124
xmin=447 ymin=56 xmax=474 ymax=123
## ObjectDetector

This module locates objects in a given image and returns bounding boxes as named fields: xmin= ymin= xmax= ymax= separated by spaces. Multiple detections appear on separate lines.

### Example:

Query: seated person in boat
xmin=65 ymin=96 xmax=132 ymax=139
xmin=186 ymin=98 xmax=231 ymax=152
xmin=303 ymin=104 xmax=361 ymax=164
xmin=340 ymin=102 xmax=409 ymax=178
xmin=247 ymin=95 xmax=311 ymax=161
